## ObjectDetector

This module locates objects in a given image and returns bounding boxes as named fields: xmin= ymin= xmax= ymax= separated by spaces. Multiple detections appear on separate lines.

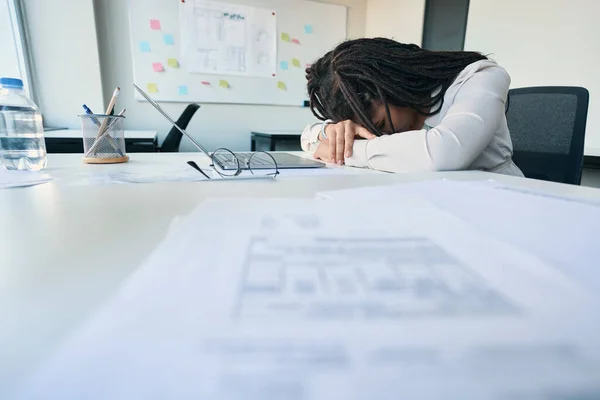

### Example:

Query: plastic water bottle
xmin=0 ymin=77 xmax=47 ymax=171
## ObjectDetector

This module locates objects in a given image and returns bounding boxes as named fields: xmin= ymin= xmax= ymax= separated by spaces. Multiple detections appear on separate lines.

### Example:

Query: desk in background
xmin=44 ymin=129 xmax=158 ymax=153
xmin=585 ymin=147 xmax=600 ymax=169
xmin=250 ymin=130 xmax=302 ymax=152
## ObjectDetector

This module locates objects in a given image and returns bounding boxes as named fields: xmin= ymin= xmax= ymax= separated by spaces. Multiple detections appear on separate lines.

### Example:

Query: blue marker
xmin=82 ymin=104 xmax=101 ymax=126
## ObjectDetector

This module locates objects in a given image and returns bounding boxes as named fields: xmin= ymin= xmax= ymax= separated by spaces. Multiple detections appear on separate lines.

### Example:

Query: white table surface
xmin=39 ymin=152 xmax=379 ymax=185
xmin=43 ymin=129 xmax=157 ymax=139
xmin=586 ymin=147 xmax=600 ymax=157
xmin=2 ymin=152 xmax=600 ymax=396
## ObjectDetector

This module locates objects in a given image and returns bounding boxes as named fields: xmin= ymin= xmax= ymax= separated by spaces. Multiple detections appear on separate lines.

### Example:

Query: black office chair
xmin=159 ymin=103 xmax=201 ymax=152
xmin=506 ymin=86 xmax=589 ymax=185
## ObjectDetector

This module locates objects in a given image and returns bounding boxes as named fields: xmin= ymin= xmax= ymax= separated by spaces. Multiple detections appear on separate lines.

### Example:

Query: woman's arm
xmin=300 ymin=122 xmax=326 ymax=153
xmin=345 ymin=64 xmax=511 ymax=173
xmin=301 ymin=120 xmax=377 ymax=162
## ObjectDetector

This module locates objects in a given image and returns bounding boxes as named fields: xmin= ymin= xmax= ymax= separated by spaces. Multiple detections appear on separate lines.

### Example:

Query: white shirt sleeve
xmin=300 ymin=122 xmax=323 ymax=153
xmin=344 ymin=64 xmax=511 ymax=173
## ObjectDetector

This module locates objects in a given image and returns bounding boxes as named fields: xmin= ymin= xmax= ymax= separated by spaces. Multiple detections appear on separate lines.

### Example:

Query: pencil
xmin=95 ymin=87 xmax=120 ymax=140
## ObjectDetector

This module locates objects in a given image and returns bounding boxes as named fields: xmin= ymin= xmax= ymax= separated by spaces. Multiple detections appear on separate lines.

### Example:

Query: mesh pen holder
xmin=80 ymin=114 xmax=129 ymax=164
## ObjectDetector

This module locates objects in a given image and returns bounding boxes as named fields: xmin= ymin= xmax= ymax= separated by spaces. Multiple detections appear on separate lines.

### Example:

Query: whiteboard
xmin=128 ymin=0 xmax=347 ymax=106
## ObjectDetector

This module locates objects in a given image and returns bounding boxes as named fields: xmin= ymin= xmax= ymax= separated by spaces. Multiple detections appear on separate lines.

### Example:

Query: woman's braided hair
xmin=306 ymin=38 xmax=487 ymax=135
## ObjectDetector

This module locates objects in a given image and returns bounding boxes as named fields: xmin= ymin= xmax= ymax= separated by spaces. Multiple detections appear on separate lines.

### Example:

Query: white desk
xmin=44 ymin=129 xmax=158 ymax=153
xmin=586 ymin=147 xmax=600 ymax=157
xmin=43 ymin=129 xmax=157 ymax=140
xmin=38 ymin=152 xmax=379 ymax=185
xmin=2 ymin=153 xmax=600 ymax=397
xmin=250 ymin=130 xmax=302 ymax=151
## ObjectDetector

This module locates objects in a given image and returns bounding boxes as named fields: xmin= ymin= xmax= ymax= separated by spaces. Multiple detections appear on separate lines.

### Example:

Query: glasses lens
xmin=248 ymin=152 xmax=279 ymax=178
xmin=211 ymin=148 xmax=240 ymax=177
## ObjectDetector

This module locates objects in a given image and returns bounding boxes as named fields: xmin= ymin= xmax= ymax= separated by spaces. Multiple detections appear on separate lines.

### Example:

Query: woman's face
xmin=370 ymin=103 xmax=427 ymax=135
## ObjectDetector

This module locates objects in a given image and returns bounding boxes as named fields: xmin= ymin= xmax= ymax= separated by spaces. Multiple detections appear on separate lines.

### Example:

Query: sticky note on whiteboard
xmin=219 ymin=80 xmax=230 ymax=89
xmin=147 ymin=83 xmax=158 ymax=93
xmin=152 ymin=62 xmax=165 ymax=72
xmin=139 ymin=42 xmax=151 ymax=52
xmin=281 ymin=32 xmax=291 ymax=42
xmin=277 ymin=81 xmax=286 ymax=91
xmin=292 ymin=58 xmax=301 ymax=68
xmin=167 ymin=58 xmax=179 ymax=68
xmin=178 ymin=85 xmax=188 ymax=95
xmin=291 ymin=38 xmax=300 ymax=45
xmin=304 ymin=25 xmax=313 ymax=34
xmin=280 ymin=61 xmax=288 ymax=70
xmin=150 ymin=19 xmax=161 ymax=30
xmin=163 ymin=34 xmax=174 ymax=45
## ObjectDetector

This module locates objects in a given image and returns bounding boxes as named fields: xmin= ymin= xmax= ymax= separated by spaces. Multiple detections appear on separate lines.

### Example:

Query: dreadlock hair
xmin=306 ymin=38 xmax=488 ymax=136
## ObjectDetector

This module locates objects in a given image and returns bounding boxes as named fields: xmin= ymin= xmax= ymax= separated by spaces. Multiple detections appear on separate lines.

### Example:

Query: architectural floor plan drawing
xmin=235 ymin=236 xmax=517 ymax=319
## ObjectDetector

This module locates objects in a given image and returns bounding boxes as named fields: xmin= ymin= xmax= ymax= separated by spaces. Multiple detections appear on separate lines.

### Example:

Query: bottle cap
xmin=0 ymin=77 xmax=24 ymax=89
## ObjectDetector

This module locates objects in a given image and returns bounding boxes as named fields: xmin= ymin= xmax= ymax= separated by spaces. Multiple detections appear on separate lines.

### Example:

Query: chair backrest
xmin=159 ymin=103 xmax=201 ymax=152
xmin=506 ymin=86 xmax=589 ymax=185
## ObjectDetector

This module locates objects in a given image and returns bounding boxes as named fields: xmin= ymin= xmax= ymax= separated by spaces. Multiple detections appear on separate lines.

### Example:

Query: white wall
xmin=93 ymin=0 xmax=366 ymax=151
xmin=365 ymin=0 xmax=425 ymax=45
xmin=23 ymin=0 xmax=104 ymax=128
xmin=22 ymin=0 xmax=600 ymax=154
xmin=465 ymin=0 xmax=600 ymax=153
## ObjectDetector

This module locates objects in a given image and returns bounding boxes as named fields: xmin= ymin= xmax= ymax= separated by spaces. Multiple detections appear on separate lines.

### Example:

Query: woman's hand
xmin=322 ymin=120 xmax=376 ymax=164
xmin=313 ymin=141 xmax=332 ymax=162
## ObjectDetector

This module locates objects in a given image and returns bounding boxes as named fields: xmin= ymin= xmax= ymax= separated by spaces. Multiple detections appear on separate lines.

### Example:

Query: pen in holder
xmin=80 ymin=114 xmax=129 ymax=164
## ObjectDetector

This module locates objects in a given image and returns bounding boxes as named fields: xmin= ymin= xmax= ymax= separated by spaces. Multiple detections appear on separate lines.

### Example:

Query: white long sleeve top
xmin=301 ymin=60 xmax=524 ymax=177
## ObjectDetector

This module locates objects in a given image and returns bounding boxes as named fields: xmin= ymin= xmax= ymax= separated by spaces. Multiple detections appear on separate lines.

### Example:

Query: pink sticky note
xmin=292 ymin=38 xmax=300 ymax=45
xmin=201 ymin=81 xmax=211 ymax=85
xmin=152 ymin=62 xmax=164 ymax=72
xmin=150 ymin=19 xmax=161 ymax=30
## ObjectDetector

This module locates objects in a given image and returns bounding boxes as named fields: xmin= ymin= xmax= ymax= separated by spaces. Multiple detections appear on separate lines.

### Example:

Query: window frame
xmin=5 ymin=0 xmax=35 ymax=100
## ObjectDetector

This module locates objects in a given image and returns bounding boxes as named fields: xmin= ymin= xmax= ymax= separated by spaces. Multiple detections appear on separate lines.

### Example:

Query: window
xmin=0 ymin=0 xmax=33 ymax=97
xmin=422 ymin=0 xmax=470 ymax=51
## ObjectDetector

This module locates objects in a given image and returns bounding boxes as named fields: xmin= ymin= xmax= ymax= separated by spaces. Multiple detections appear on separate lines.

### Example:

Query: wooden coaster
xmin=82 ymin=155 xmax=129 ymax=164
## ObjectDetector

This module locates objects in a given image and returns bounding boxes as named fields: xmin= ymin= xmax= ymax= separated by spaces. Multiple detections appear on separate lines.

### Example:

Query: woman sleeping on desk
xmin=301 ymin=38 xmax=524 ymax=177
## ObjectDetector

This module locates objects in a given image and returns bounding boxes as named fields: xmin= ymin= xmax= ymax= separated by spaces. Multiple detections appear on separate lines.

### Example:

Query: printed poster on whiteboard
xmin=180 ymin=0 xmax=277 ymax=78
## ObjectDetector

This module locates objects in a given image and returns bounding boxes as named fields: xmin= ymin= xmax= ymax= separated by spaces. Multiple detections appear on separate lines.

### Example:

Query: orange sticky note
xmin=152 ymin=62 xmax=164 ymax=72
xmin=277 ymin=81 xmax=286 ymax=91
xmin=147 ymin=83 xmax=158 ymax=93
xmin=167 ymin=58 xmax=179 ymax=68
xmin=150 ymin=19 xmax=161 ymax=30
xmin=292 ymin=58 xmax=301 ymax=68
xmin=219 ymin=80 xmax=230 ymax=89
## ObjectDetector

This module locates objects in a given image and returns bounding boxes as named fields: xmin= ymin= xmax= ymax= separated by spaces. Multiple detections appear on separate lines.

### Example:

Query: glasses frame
xmin=187 ymin=148 xmax=280 ymax=180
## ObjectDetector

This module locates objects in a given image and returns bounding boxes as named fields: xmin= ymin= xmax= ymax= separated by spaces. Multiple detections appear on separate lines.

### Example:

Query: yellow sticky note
xmin=292 ymin=58 xmax=301 ymax=68
xmin=147 ymin=83 xmax=158 ymax=93
xmin=219 ymin=80 xmax=230 ymax=89
xmin=277 ymin=81 xmax=286 ymax=90
xmin=167 ymin=58 xmax=179 ymax=68
xmin=281 ymin=32 xmax=291 ymax=42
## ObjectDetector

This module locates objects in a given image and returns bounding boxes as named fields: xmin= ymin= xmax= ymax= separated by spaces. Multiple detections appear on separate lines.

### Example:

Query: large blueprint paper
xmin=15 ymin=199 xmax=600 ymax=399
xmin=318 ymin=179 xmax=600 ymax=291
